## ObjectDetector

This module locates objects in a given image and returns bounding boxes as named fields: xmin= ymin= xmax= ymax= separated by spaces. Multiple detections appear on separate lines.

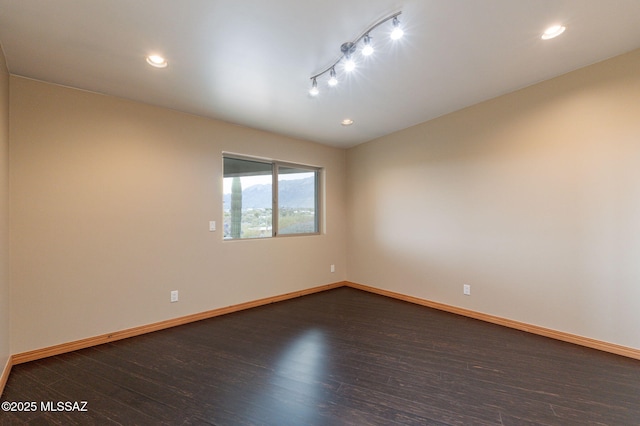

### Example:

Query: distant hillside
xmin=223 ymin=176 xmax=315 ymax=210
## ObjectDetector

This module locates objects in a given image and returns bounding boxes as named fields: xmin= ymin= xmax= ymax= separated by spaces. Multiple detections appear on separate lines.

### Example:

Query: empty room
xmin=1 ymin=1 xmax=640 ymax=424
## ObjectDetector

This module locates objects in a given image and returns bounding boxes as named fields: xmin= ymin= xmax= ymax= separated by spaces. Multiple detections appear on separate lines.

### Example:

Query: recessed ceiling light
xmin=146 ymin=55 xmax=168 ymax=68
xmin=541 ymin=24 xmax=566 ymax=40
xmin=341 ymin=119 xmax=354 ymax=126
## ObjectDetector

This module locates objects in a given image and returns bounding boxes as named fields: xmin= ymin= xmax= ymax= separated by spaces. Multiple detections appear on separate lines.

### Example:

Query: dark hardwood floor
xmin=2 ymin=287 xmax=640 ymax=425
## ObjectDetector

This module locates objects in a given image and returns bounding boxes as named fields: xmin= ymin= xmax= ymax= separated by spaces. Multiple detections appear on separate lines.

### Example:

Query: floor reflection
xmin=249 ymin=329 xmax=328 ymax=423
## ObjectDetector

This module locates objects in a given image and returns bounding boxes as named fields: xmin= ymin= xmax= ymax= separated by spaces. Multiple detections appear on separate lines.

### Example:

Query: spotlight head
xmin=344 ymin=58 xmax=356 ymax=72
xmin=390 ymin=16 xmax=404 ymax=40
xmin=328 ymin=68 xmax=338 ymax=86
xmin=309 ymin=78 xmax=319 ymax=96
xmin=362 ymin=34 xmax=374 ymax=56
xmin=340 ymin=42 xmax=357 ymax=72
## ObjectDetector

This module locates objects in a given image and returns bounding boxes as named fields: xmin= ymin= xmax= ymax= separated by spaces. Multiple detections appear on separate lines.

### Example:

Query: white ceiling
xmin=1 ymin=1 xmax=640 ymax=148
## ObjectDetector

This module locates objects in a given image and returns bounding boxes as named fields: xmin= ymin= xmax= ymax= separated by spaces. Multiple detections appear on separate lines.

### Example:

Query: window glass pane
xmin=223 ymin=157 xmax=273 ymax=239
xmin=278 ymin=167 xmax=318 ymax=235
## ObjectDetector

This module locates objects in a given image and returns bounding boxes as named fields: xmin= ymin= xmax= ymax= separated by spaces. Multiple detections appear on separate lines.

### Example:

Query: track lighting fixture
xmin=328 ymin=68 xmax=338 ymax=86
xmin=340 ymin=42 xmax=357 ymax=73
xmin=362 ymin=34 xmax=374 ymax=56
xmin=309 ymin=11 xmax=403 ymax=96
xmin=344 ymin=57 xmax=356 ymax=72
xmin=309 ymin=78 xmax=319 ymax=96
xmin=390 ymin=16 xmax=404 ymax=40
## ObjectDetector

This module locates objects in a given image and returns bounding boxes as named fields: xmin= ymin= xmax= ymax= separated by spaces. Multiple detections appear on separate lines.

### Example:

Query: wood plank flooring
xmin=2 ymin=287 xmax=640 ymax=425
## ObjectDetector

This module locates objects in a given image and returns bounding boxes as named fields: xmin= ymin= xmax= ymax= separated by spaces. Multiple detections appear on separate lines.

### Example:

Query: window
xmin=223 ymin=155 xmax=320 ymax=239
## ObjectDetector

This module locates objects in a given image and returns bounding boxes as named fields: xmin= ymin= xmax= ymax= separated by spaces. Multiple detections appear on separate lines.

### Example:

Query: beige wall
xmin=0 ymin=46 xmax=9 ymax=371
xmin=9 ymin=77 xmax=347 ymax=354
xmin=347 ymin=49 xmax=640 ymax=350
xmin=7 ymin=47 xmax=640 ymax=356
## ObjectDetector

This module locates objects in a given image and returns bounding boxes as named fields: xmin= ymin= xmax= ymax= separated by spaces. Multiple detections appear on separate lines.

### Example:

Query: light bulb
xmin=390 ymin=17 xmax=404 ymax=40
xmin=328 ymin=68 xmax=338 ymax=86
xmin=344 ymin=56 xmax=356 ymax=72
xmin=309 ymin=78 xmax=319 ymax=96
xmin=362 ymin=34 xmax=374 ymax=56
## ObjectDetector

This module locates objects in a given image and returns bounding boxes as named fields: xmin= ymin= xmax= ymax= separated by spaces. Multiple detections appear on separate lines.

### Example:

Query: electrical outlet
xmin=170 ymin=290 xmax=179 ymax=303
xmin=330 ymin=264 xmax=335 ymax=273
xmin=463 ymin=284 xmax=471 ymax=296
